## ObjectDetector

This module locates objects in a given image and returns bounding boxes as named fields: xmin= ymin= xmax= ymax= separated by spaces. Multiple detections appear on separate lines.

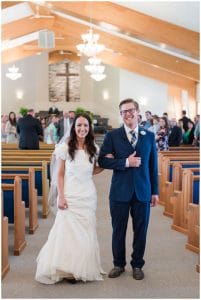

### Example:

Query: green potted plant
xmin=75 ymin=107 xmax=94 ymax=122
xmin=19 ymin=107 xmax=28 ymax=117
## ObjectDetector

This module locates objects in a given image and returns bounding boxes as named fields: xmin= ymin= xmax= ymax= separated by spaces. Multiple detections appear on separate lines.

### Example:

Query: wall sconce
xmin=16 ymin=90 xmax=23 ymax=100
xmin=102 ymin=90 xmax=109 ymax=100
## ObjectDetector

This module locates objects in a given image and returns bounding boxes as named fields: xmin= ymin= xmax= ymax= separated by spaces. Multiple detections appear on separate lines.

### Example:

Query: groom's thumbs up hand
xmin=128 ymin=152 xmax=141 ymax=168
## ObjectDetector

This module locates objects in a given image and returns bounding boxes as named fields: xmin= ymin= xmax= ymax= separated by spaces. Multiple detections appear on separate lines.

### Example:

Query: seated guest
xmin=183 ymin=120 xmax=195 ymax=145
xmin=48 ymin=105 xmax=59 ymax=115
xmin=5 ymin=111 xmax=18 ymax=143
xmin=156 ymin=117 xmax=169 ymax=151
xmin=168 ymin=118 xmax=182 ymax=147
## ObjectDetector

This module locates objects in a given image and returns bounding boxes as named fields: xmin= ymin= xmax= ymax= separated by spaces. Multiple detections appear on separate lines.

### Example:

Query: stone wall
xmin=49 ymin=59 xmax=80 ymax=103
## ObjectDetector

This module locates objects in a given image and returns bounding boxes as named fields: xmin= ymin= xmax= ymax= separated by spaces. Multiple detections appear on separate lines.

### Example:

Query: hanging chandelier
xmin=6 ymin=65 xmax=22 ymax=80
xmin=84 ymin=56 xmax=106 ymax=81
xmin=90 ymin=73 xmax=106 ymax=81
xmin=76 ymin=28 xmax=105 ymax=57
xmin=76 ymin=27 xmax=106 ymax=81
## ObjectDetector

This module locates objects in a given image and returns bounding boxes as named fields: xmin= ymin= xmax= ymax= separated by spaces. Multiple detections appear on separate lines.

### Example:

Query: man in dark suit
xmin=98 ymin=99 xmax=158 ymax=280
xmin=17 ymin=109 xmax=43 ymax=149
xmin=179 ymin=110 xmax=190 ymax=132
xmin=168 ymin=118 xmax=182 ymax=146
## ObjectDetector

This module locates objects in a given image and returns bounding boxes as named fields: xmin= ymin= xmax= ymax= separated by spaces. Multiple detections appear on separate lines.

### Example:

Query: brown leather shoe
xmin=108 ymin=266 xmax=125 ymax=278
xmin=133 ymin=268 xmax=144 ymax=280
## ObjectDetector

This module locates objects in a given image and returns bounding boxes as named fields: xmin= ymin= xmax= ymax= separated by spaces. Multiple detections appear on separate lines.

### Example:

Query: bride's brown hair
xmin=68 ymin=113 xmax=97 ymax=163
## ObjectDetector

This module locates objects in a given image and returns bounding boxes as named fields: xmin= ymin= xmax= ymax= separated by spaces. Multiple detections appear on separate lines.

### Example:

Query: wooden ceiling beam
xmin=2 ymin=17 xmax=55 ymax=40
xmin=51 ymin=17 xmax=199 ymax=81
xmin=1 ymin=42 xmax=43 ymax=64
xmin=2 ymin=40 xmax=196 ymax=91
xmin=48 ymin=51 xmax=80 ymax=65
xmin=1 ymin=1 xmax=23 ymax=9
xmin=99 ymin=52 xmax=196 ymax=91
xmin=49 ymin=1 xmax=199 ymax=59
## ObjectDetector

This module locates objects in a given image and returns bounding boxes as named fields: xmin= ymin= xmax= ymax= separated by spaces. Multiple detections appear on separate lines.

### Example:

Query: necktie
xmin=130 ymin=131 xmax=136 ymax=148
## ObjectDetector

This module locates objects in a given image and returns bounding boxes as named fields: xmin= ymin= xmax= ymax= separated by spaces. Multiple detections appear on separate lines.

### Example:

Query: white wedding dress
xmin=35 ymin=143 xmax=104 ymax=284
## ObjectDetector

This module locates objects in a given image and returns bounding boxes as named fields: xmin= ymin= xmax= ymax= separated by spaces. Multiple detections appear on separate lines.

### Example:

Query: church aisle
xmin=2 ymin=170 xmax=199 ymax=299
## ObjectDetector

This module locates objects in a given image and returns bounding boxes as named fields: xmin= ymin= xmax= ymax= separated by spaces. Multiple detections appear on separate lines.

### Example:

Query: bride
xmin=35 ymin=113 xmax=105 ymax=284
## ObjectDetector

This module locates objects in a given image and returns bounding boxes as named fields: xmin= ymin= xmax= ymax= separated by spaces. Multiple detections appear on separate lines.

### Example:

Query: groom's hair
xmin=119 ymin=98 xmax=139 ymax=111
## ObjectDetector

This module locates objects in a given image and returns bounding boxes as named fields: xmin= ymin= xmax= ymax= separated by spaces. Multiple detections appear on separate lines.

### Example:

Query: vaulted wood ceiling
xmin=1 ymin=1 xmax=200 ymax=90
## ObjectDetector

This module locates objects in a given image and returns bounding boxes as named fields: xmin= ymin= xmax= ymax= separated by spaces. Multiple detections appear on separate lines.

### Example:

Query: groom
xmin=98 ymin=98 xmax=158 ymax=280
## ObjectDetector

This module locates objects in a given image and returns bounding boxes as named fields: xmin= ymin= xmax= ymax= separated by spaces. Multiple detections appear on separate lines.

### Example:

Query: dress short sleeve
xmin=54 ymin=142 xmax=68 ymax=161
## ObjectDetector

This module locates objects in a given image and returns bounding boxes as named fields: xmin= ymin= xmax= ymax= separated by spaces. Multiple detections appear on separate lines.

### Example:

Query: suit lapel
xmin=135 ymin=128 xmax=146 ymax=152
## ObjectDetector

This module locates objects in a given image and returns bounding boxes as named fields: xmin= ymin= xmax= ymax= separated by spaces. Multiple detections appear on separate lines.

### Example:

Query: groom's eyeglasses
xmin=120 ymin=108 xmax=136 ymax=116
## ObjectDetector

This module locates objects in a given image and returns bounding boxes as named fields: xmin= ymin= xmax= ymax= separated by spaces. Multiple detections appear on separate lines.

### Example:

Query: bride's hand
xmin=58 ymin=197 xmax=68 ymax=210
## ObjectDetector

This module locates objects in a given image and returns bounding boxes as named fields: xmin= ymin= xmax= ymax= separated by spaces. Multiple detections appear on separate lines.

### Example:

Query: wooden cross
xmin=56 ymin=62 xmax=79 ymax=102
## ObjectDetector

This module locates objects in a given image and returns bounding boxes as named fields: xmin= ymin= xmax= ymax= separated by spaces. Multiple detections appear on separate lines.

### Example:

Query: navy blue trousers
xmin=110 ymin=194 xmax=150 ymax=269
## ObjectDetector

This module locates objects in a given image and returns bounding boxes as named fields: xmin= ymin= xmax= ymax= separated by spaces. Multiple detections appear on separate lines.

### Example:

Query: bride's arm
xmin=93 ymin=153 xmax=114 ymax=175
xmin=57 ymin=158 xmax=68 ymax=209
xmin=93 ymin=165 xmax=104 ymax=175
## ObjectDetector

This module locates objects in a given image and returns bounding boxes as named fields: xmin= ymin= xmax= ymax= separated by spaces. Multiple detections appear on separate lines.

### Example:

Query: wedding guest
xmin=1 ymin=114 xmax=9 ymax=142
xmin=183 ymin=120 xmax=195 ymax=145
xmin=143 ymin=111 xmax=152 ymax=129
xmin=168 ymin=118 xmax=182 ymax=147
xmin=17 ymin=109 xmax=43 ymax=150
xmin=45 ymin=115 xmax=59 ymax=144
xmin=179 ymin=110 xmax=191 ymax=132
xmin=155 ymin=117 xmax=169 ymax=151
xmin=5 ymin=111 xmax=18 ymax=143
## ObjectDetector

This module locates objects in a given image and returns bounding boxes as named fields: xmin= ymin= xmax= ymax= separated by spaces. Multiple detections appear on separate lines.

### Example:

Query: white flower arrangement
xmin=140 ymin=130 xmax=146 ymax=135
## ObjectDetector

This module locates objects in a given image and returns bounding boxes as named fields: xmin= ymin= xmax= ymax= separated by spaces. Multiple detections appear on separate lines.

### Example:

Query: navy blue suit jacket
xmin=98 ymin=126 xmax=158 ymax=203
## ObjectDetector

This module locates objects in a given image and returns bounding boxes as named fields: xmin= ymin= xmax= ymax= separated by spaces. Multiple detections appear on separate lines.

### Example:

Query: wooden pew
xmin=185 ymin=203 xmax=199 ymax=253
xmin=169 ymin=146 xmax=199 ymax=151
xmin=159 ymin=157 xmax=199 ymax=205
xmin=171 ymin=170 xmax=199 ymax=235
xmin=164 ymin=164 xmax=199 ymax=217
xmin=2 ymin=168 xmax=38 ymax=234
xmin=2 ymin=216 xmax=9 ymax=279
xmin=2 ymin=151 xmax=53 ymax=156
xmin=2 ymin=162 xmax=50 ymax=218
xmin=2 ymin=156 xmax=51 ymax=162
xmin=2 ymin=176 xmax=26 ymax=255
xmin=158 ymin=151 xmax=199 ymax=174
xmin=1 ymin=142 xmax=55 ymax=150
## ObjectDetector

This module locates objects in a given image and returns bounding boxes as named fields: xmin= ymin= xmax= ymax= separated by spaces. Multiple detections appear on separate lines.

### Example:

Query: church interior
xmin=1 ymin=1 xmax=200 ymax=298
